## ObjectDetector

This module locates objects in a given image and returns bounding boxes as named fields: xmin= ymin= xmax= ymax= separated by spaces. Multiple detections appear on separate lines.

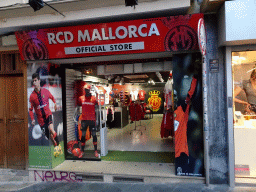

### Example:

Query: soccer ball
xmin=54 ymin=146 xmax=60 ymax=157
xmin=72 ymin=148 xmax=83 ymax=158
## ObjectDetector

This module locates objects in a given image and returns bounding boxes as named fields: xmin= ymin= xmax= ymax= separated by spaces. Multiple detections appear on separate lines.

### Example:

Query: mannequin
xmin=104 ymin=84 xmax=111 ymax=105
xmin=164 ymin=72 xmax=173 ymax=110
xmin=78 ymin=84 xmax=99 ymax=158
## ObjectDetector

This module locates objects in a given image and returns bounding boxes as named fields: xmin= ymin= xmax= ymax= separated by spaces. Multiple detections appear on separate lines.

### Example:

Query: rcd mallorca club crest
xmin=148 ymin=90 xmax=162 ymax=112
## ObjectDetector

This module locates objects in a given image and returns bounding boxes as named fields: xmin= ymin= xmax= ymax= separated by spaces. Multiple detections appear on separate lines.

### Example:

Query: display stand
xmin=130 ymin=101 xmax=146 ymax=135
xmin=99 ymin=93 xmax=108 ymax=157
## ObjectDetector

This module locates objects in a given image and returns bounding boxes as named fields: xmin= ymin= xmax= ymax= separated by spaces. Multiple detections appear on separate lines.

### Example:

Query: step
xmin=28 ymin=160 xmax=205 ymax=184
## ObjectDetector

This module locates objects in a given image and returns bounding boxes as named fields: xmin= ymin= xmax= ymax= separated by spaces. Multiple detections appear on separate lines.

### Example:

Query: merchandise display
xmin=161 ymin=73 xmax=174 ymax=138
xmin=66 ymin=67 xmax=175 ymax=163
xmin=138 ymin=89 xmax=146 ymax=101
xmin=104 ymin=85 xmax=111 ymax=105
xmin=77 ymin=84 xmax=99 ymax=158
xmin=124 ymin=91 xmax=131 ymax=106
xmin=130 ymin=89 xmax=138 ymax=101
xmin=164 ymin=75 xmax=173 ymax=110
xmin=161 ymin=108 xmax=174 ymax=138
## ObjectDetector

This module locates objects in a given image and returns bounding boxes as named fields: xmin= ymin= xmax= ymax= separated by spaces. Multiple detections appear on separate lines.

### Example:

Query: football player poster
xmin=173 ymin=53 xmax=204 ymax=177
xmin=27 ymin=62 xmax=64 ymax=169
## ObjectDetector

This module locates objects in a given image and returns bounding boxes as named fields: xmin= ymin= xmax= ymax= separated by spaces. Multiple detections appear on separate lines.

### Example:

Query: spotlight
xmin=125 ymin=0 xmax=138 ymax=7
xmin=29 ymin=0 xmax=44 ymax=11
xmin=29 ymin=0 xmax=65 ymax=17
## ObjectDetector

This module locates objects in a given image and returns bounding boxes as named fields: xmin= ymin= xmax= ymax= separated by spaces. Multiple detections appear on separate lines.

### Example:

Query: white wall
xmin=0 ymin=0 xmax=61 ymax=7
xmin=0 ymin=0 xmax=190 ymax=36
xmin=0 ymin=0 xmax=26 ymax=7
xmin=219 ymin=0 xmax=256 ymax=46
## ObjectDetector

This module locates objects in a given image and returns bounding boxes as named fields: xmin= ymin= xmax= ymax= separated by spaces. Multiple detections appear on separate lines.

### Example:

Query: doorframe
xmin=23 ymin=62 xmax=29 ymax=170
xmin=226 ymin=44 xmax=256 ymax=187
xmin=0 ymin=50 xmax=28 ymax=169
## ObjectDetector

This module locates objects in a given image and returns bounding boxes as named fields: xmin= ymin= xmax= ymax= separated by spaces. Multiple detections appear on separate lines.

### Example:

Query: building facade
xmin=0 ymin=0 xmax=234 ymax=186
xmin=219 ymin=0 xmax=256 ymax=186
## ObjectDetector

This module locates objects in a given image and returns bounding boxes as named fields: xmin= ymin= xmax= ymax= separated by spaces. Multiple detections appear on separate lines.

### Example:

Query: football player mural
xmin=27 ymin=63 xmax=64 ymax=169
xmin=173 ymin=53 xmax=204 ymax=177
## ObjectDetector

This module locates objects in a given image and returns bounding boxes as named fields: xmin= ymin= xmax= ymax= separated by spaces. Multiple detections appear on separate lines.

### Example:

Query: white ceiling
xmin=0 ymin=0 xmax=190 ymax=36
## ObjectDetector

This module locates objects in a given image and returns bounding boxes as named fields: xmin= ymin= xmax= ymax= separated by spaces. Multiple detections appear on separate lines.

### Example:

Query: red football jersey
xmin=79 ymin=95 xmax=97 ymax=121
xmin=29 ymin=88 xmax=56 ymax=127
xmin=138 ymin=90 xmax=146 ymax=101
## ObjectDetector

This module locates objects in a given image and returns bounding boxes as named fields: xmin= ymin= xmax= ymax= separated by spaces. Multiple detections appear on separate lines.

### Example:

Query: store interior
xmin=65 ymin=57 xmax=175 ymax=162
xmin=232 ymin=51 xmax=256 ymax=178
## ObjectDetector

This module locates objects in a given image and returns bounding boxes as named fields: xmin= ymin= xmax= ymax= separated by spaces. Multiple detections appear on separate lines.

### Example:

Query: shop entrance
xmin=65 ymin=58 xmax=175 ymax=162
xmin=232 ymin=50 xmax=256 ymax=178
xmin=0 ymin=76 xmax=26 ymax=169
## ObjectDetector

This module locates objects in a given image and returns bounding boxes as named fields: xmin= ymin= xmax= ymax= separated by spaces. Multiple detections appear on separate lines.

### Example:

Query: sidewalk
xmin=0 ymin=168 xmax=255 ymax=192
xmin=6 ymin=180 xmax=256 ymax=192
xmin=0 ymin=169 xmax=34 ymax=192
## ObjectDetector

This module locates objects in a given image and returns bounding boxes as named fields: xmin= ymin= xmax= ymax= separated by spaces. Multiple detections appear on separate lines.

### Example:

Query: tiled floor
xmin=54 ymin=160 xmax=176 ymax=177
xmin=84 ymin=114 xmax=174 ymax=152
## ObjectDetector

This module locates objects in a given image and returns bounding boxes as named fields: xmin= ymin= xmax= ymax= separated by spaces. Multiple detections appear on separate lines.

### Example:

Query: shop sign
xmin=15 ymin=14 xmax=203 ymax=61
xmin=209 ymin=59 xmax=219 ymax=73
xmin=235 ymin=164 xmax=250 ymax=176
xmin=197 ymin=18 xmax=206 ymax=56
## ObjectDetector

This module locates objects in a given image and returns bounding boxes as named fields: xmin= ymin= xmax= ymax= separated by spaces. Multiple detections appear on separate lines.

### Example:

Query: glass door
xmin=232 ymin=51 xmax=256 ymax=178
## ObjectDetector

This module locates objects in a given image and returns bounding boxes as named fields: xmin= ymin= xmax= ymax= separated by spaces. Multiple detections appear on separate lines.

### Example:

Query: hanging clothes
xmin=104 ymin=86 xmax=111 ymax=105
xmin=129 ymin=102 xmax=135 ymax=122
xmin=160 ymin=109 xmax=174 ymax=138
xmin=164 ymin=78 xmax=173 ymax=110
xmin=107 ymin=106 xmax=115 ymax=128
xmin=124 ymin=91 xmax=131 ymax=106
xmin=138 ymin=89 xmax=146 ymax=101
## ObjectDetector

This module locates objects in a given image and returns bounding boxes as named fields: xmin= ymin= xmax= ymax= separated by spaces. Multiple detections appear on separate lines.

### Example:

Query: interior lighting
xmin=232 ymin=52 xmax=247 ymax=65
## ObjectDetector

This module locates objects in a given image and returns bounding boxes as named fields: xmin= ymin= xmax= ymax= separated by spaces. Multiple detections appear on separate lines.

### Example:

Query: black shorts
xmin=81 ymin=120 xmax=95 ymax=132
xmin=41 ymin=115 xmax=53 ymax=139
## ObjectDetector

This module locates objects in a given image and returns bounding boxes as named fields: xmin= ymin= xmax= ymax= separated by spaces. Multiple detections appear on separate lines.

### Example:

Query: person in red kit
xmin=78 ymin=84 xmax=99 ymax=158
xmin=29 ymin=73 xmax=62 ymax=154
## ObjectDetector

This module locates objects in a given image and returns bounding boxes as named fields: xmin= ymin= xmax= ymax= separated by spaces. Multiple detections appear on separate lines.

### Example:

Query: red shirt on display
xmin=97 ymin=86 xmax=106 ymax=106
xmin=29 ymin=88 xmax=56 ymax=127
xmin=78 ymin=95 xmax=97 ymax=121
xmin=138 ymin=90 xmax=146 ymax=101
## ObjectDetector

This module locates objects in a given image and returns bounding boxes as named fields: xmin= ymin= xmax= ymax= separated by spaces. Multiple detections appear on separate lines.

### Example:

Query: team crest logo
xmin=148 ymin=90 xmax=162 ymax=112
xmin=162 ymin=15 xmax=198 ymax=52
xmin=22 ymin=38 xmax=49 ymax=60
xmin=16 ymin=30 xmax=49 ymax=61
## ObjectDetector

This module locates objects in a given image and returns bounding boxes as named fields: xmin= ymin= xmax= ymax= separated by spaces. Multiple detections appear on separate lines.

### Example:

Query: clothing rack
xmin=130 ymin=101 xmax=146 ymax=135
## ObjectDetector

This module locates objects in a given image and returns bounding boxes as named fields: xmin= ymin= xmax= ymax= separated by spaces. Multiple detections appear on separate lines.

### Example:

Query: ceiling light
xmin=124 ymin=74 xmax=148 ymax=79
xmin=156 ymin=72 xmax=164 ymax=82
xmin=125 ymin=0 xmax=138 ymax=8
xmin=130 ymin=80 xmax=145 ymax=83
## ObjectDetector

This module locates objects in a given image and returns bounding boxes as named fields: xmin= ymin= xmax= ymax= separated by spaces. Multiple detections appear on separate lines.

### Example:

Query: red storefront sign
xmin=15 ymin=14 xmax=203 ymax=61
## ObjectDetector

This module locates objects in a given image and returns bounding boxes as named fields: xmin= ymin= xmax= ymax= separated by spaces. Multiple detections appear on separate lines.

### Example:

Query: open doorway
xmin=65 ymin=57 xmax=175 ymax=162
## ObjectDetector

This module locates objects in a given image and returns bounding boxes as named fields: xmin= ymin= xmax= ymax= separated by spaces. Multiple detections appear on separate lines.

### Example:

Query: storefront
xmin=15 ymin=13 xmax=207 ymax=182
xmin=219 ymin=0 xmax=256 ymax=186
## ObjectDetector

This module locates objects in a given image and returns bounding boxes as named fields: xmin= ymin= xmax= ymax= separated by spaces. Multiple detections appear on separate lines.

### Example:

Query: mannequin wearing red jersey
xmin=78 ymin=84 xmax=99 ymax=158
